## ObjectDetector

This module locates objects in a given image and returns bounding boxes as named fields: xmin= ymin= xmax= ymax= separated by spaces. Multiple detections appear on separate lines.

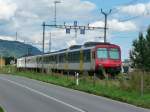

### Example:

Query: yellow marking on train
xmin=80 ymin=49 xmax=83 ymax=72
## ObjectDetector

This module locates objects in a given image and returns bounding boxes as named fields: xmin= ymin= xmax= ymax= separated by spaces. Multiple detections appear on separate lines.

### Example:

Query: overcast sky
xmin=0 ymin=0 xmax=150 ymax=59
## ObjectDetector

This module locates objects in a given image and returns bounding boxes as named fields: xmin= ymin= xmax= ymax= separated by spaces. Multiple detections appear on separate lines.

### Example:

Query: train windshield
xmin=109 ymin=48 xmax=119 ymax=59
xmin=97 ymin=48 xmax=108 ymax=59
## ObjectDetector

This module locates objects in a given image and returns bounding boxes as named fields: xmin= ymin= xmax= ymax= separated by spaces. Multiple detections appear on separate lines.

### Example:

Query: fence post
xmin=67 ymin=71 xmax=69 ymax=80
xmin=76 ymin=72 xmax=79 ymax=86
xmin=93 ymin=73 xmax=96 ymax=86
xmin=141 ymin=71 xmax=144 ymax=96
xmin=74 ymin=72 xmax=76 ymax=82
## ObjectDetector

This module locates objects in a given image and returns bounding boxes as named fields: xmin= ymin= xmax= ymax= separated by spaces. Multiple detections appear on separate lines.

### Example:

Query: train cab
xmin=95 ymin=43 xmax=122 ymax=74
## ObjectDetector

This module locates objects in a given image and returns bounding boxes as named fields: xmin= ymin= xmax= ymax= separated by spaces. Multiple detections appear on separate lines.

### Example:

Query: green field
xmin=0 ymin=66 xmax=150 ymax=109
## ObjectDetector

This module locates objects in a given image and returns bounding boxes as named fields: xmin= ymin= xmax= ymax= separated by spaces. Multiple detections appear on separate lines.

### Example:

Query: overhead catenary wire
xmin=119 ymin=15 xmax=141 ymax=22
xmin=118 ymin=11 xmax=150 ymax=22
xmin=111 ymin=0 xmax=139 ymax=15
xmin=111 ymin=0 xmax=150 ymax=22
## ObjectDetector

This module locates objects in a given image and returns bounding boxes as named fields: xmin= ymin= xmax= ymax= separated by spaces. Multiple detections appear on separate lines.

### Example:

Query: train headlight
xmin=99 ymin=64 xmax=102 ymax=66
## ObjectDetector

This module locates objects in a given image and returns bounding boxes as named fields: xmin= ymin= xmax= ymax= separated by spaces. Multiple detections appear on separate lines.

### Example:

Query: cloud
xmin=66 ymin=40 xmax=77 ymax=46
xmin=17 ymin=11 xmax=38 ymax=19
xmin=0 ymin=0 xmax=17 ymax=20
xmin=119 ymin=2 xmax=150 ymax=16
xmin=90 ymin=19 xmax=137 ymax=32
xmin=0 ymin=0 xmax=97 ymax=41
xmin=109 ymin=19 xmax=137 ymax=31
xmin=46 ymin=0 xmax=96 ymax=20
xmin=30 ymin=28 xmax=105 ymax=52
xmin=0 ymin=0 xmax=98 ymax=51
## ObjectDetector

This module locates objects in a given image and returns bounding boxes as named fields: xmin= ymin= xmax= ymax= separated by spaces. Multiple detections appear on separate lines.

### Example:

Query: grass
xmin=0 ymin=65 xmax=150 ymax=109
xmin=0 ymin=106 xmax=4 ymax=112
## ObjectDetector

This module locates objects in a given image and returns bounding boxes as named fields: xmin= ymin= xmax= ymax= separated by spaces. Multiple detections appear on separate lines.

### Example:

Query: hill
xmin=0 ymin=39 xmax=42 ymax=58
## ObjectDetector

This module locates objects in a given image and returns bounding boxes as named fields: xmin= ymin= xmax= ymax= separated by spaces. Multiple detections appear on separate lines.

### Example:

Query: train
xmin=17 ymin=42 xmax=122 ymax=77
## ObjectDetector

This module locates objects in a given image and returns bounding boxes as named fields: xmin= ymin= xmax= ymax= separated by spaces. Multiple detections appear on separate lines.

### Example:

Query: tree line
xmin=130 ymin=26 xmax=150 ymax=71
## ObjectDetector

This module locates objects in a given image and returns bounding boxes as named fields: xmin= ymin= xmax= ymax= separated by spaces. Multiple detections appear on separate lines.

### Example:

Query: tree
xmin=130 ymin=27 xmax=150 ymax=96
xmin=145 ymin=26 xmax=150 ymax=69
xmin=130 ymin=28 xmax=150 ymax=71
xmin=4 ymin=57 xmax=16 ymax=65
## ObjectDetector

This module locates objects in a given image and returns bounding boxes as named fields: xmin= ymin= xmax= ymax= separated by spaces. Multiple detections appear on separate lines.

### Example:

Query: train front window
xmin=97 ymin=48 xmax=108 ymax=59
xmin=109 ymin=48 xmax=119 ymax=59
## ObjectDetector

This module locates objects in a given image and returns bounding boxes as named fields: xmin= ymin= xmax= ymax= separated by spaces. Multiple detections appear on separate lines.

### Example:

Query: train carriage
xmin=17 ymin=42 xmax=122 ymax=76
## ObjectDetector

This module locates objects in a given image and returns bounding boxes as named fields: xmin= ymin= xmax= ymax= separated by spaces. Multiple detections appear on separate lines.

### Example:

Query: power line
xmin=119 ymin=15 xmax=141 ymax=22
xmin=111 ymin=0 xmax=139 ymax=15
xmin=111 ymin=0 xmax=150 ymax=23
xmin=118 ymin=12 xmax=150 ymax=22
xmin=119 ymin=0 xmax=139 ymax=6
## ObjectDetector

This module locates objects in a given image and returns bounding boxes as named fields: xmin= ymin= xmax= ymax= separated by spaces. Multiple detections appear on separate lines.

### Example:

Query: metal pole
xmin=13 ymin=32 xmax=18 ymax=65
xmin=16 ymin=32 xmax=18 ymax=41
xmin=104 ymin=14 xmax=107 ymax=42
xmin=54 ymin=1 xmax=61 ymax=26
xmin=24 ymin=40 xmax=26 ymax=70
xmin=43 ymin=22 xmax=45 ymax=54
xmin=54 ymin=2 xmax=56 ymax=26
xmin=101 ymin=9 xmax=112 ymax=43
xmin=75 ymin=29 xmax=77 ymax=38
xmin=49 ymin=32 xmax=51 ymax=52
xmin=42 ymin=22 xmax=45 ymax=73
xmin=74 ymin=21 xmax=78 ymax=38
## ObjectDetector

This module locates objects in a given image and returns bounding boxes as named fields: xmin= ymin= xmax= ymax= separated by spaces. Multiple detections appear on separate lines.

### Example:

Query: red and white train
xmin=17 ymin=42 xmax=122 ymax=76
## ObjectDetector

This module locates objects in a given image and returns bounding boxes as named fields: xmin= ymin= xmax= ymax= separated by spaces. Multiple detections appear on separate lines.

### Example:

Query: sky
xmin=0 ymin=0 xmax=150 ymax=60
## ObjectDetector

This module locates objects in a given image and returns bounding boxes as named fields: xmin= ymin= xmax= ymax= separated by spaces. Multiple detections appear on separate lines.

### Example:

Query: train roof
xmin=83 ymin=42 xmax=111 ymax=47
xmin=69 ymin=45 xmax=82 ymax=50
xmin=46 ymin=48 xmax=67 ymax=54
xmin=18 ymin=41 xmax=120 ymax=59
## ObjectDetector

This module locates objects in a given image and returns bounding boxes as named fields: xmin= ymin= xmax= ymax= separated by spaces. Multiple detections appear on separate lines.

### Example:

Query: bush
xmin=118 ymin=70 xmax=150 ymax=94
xmin=0 ymin=106 xmax=4 ymax=112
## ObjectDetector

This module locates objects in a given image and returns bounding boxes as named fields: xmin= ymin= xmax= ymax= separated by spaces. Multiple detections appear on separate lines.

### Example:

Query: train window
xmin=51 ymin=56 xmax=54 ymax=61
xmin=55 ymin=55 xmax=58 ymax=63
xmin=53 ymin=55 xmax=56 ymax=63
xmin=50 ymin=55 xmax=54 ymax=62
xmin=68 ymin=51 xmax=80 ymax=63
xmin=59 ymin=53 xmax=65 ymax=63
xmin=36 ymin=58 xmax=38 ymax=62
xmin=43 ymin=56 xmax=46 ymax=63
xmin=68 ymin=52 xmax=72 ymax=62
xmin=64 ymin=53 xmax=67 ymax=62
xmin=36 ymin=58 xmax=39 ymax=63
xmin=46 ymin=56 xmax=50 ymax=63
xmin=49 ymin=56 xmax=51 ymax=62
xmin=53 ymin=55 xmax=56 ymax=62
xmin=83 ymin=49 xmax=91 ymax=62
xmin=97 ymin=48 xmax=108 ymax=59
xmin=74 ymin=51 xmax=80 ymax=63
xmin=109 ymin=48 xmax=119 ymax=59
xmin=39 ymin=57 xmax=42 ymax=63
